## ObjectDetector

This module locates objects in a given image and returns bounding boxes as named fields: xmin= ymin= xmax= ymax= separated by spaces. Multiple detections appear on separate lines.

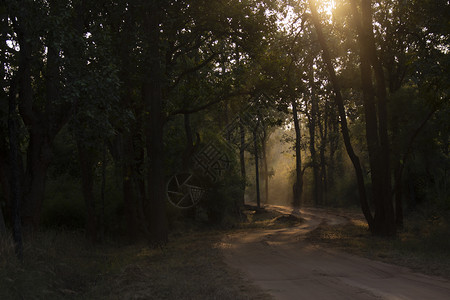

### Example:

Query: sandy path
xmin=222 ymin=205 xmax=450 ymax=300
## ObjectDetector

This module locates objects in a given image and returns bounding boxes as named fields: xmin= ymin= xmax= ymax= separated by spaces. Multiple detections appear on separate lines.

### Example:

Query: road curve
xmin=222 ymin=205 xmax=450 ymax=300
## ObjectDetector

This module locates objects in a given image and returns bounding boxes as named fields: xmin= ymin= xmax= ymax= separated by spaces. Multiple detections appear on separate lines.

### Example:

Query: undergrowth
xmin=307 ymin=209 xmax=450 ymax=279
xmin=0 ymin=229 xmax=270 ymax=300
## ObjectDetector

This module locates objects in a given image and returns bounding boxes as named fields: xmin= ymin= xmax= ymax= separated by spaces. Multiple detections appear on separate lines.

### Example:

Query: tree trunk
xmin=113 ymin=4 xmax=146 ymax=241
xmin=309 ymin=0 xmax=374 ymax=228
xmin=0 ymin=205 xmax=6 ymax=237
xmin=0 ymin=144 xmax=11 ymax=228
xmin=8 ymin=80 xmax=23 ymax=260
xmin=351 ymin=0 xmax=395 ymax=236
xmin=21 ymin=1 xmax=61 ymax=229
xmin=100 ymin=142 xmax=107 ymax=240
xmin=392 ymin=109 xmax=435 ymax=227
xmin=143 ymin=3 xmax=168 ymax=245
xmin=327 ymin=105 xmax=338 ymax=199
xmin=144 ymin=87 xmax=168 ymax=245
xmin=0 ymin=145 xmax=7 ymax=235
xmin=9 ymin=0 xmax=82 ymax=231
xmin=239 ymin=119 xmax=246 ymax=206
xmin=122 ymin=159 xmax=140 ymax=240
xmin=182 ymin=114 xmax=196 ymax=171
xmin=253 ymin=125 xmax=261 ymax=209
xmin=292 ymin=99 xmax=303 ymax=208
xmin=14 ymin=6 xmax=46 ymax=230
xmin=307 ymin=63 xmax=321 ymax=206
xmin=133 ymin=113 xmax=151 ymax=238
xmin=20 ymin=130 xmax=53 ymax=230
xmin=261 ymin=123 xmax=269 ymax=203
xmin=76 ymin=142 xmax=97 ymax=242
xmin=263 ymin=143 xmax=269 ymax=204
xmin=118 ymin=131 xmax=149 ymax=240
xmin=318 ymin=104 xmax=328 ymax=204
xmin=394 ymin=166 xmax=403 ymax=227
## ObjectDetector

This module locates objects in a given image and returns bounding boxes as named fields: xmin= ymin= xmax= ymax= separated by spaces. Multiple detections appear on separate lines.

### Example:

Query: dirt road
xmin=222 ymin=206 xmax=450 ymax=300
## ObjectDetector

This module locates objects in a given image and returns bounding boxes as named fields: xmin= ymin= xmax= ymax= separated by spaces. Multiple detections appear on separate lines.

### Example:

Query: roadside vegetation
xmin=0 ymin=206 xmax=304 ymax=299
xmin=307 ymin=205 xmax=450 ymax=279
xmin=0 ymin=228 xmax=272 ymax=300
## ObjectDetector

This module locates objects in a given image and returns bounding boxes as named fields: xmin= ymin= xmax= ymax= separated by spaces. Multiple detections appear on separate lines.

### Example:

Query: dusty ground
xmin=0 ymin=230 xmax=271 ymax=300
xmin=223 ymin=205 xmax=450 ymax=300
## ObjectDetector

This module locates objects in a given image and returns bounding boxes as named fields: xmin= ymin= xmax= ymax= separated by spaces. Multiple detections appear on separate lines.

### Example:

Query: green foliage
xmin=48 ymin=126 xmax=80 ymax=179
xmin=326 ymin=166 xmax=360 ymax=207
xmin=1 ymin=0 xmax=447 ymax=243
xmin=200 ymin=173 xmax=244 ymax=228
xmin=41 ymin=175 xmax=85 ymax=230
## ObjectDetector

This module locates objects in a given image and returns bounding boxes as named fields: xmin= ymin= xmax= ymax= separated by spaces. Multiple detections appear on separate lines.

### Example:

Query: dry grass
xmin=307 ymin=216 xmax=450 ymax=279
xmin=0 ymin=229 xmax=271 ymax=299
xmin=0 ymin=230 xmax=111 ymax=299
xmin=0 ymin=208 xmax=298 ymax=299
xmin=89 ymin=231 xmax=271 ymax=300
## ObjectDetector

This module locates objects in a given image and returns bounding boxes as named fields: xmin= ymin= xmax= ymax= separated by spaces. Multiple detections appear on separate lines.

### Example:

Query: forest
xmin=0 ymin=0 xmax=449 ymax=298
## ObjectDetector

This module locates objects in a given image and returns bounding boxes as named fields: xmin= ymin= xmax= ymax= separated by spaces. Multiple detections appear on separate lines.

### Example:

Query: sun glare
xmin=277 ymin=0 xmax=336 ymax=31
xmin=319 ymin=0 xmax=335 ymax=17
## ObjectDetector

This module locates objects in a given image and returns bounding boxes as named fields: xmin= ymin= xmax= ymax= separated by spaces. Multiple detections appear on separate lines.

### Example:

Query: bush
xmin=194 ymin=171 xmax=244 ymax=228
xmin=42 ymin=175 xmax=85 ymax=229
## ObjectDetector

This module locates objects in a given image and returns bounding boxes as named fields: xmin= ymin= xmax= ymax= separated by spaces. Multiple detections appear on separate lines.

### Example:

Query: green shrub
xmin=197 ymin=171 xmax=244 ymax=228
xmin=42 ymin=175 xmax=85 ymax=229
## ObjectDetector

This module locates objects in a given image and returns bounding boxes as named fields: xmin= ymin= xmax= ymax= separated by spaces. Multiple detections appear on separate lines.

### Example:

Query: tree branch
xmin=168 ymin=52 xmax=217 ymax=91
xmin=168 ymin=90 xmax=249 ymax=118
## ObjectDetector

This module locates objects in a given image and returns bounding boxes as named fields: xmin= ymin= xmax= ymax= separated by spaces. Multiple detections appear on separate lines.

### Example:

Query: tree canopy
xmin=0 ymin=0 xmax=448 ymax=251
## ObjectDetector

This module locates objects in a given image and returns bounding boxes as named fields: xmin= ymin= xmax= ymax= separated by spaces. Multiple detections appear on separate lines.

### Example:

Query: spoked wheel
xmin=166 ymin=173 xmax=206 ymax=209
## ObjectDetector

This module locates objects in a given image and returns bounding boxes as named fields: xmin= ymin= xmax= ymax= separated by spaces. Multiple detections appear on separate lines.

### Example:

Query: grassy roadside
xmin=0 ymin=227 xmax=274 ymax=299
xmin=306 ymin=211 xmax=450 ymax=279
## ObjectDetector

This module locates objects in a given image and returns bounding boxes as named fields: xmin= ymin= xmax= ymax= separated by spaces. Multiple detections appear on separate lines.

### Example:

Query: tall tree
xmin=349 ymin=0 xmax=396 ymax=236
xmin=291 ymin=98 xmax=304 ymax=208
xmin=142 ymin=0 xmax=169 ymax=245
xmin=308 ymin=0 xmax=374 ymax=230
xmin=7 ymin=0 xmax=84 ymax=229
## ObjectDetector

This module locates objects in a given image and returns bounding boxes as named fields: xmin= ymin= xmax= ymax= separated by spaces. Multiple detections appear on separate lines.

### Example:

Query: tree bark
xmin=261 ymin=122 xmax=269 ymax=203
xmin=239 ymin=119 xmax=246 ymax=206
xmin=0 ymin=143 xmax=7 ymax=235
xmin=292 ymin=99 xmax=303 ymax=208
xmin=327 ymin=105 xmax=337 ymax=195
xmin=0 ymin=142 xmax=11 ymax=229
xmin=14 ymin=5 xmax=47 ymax=230
xmin=112 ymin=4 xmax=146 ymax=241
xmin=118 ymin=131 xmax=149 ymax=240
xmin=253 ymin=125 xmax=261 ymax=209
xmin=309 ymin=0 xmax=374 ymax=228
xmin=350 ymin=0 xmax=395 ymax=235
xmin=100 ymin=142 xmax=107 ymax=240
xmin=8 ymin=80 xmax=23 ymax=260
xmin=393 ymin=108 xmax=435 ymax=227
xmin=12 ymin=0 xmax=82 ymax=230
xmin=143 ymin=2 xmax=169 ymax=245
xmin=76 ymin=142 xmax=97 ymax=242
xmin=318 ymin=102 xmax=328 ymax=204
xmin=122 ymin=159 xmax=140 ymax=239
xmin=307 ymin=63 xmax=321 ymax=206
xmin=182 ymin=114 xmax=199 ymax=171
xmin=0 ymin=205 xmax=6 ymax=237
